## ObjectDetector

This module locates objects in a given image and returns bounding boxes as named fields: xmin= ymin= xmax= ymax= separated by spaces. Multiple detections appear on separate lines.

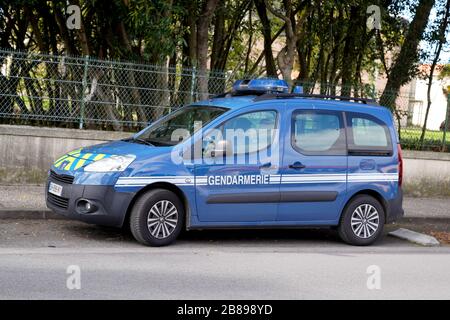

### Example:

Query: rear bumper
xmin=385 ymin=188 xmax=404 ymax=223
xmin=46 ymin=177 xmax=135 ymax=227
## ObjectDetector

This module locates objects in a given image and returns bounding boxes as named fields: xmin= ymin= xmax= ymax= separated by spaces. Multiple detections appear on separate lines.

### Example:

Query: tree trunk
xmin=265 ymin=0 xmax=297 ymax=87
xmin=209 ymin=0 xmax=226 ymax=94
xmin=52 ymin=2 xmax=78 ymax=55
xmin=2 ymin=6 xmax=29 ymax=123
xmin=380 ymin=0 xmax=435 ymax=109
xmin=177 ymin=2 xmax=198 ymax=106
xmin=210 ymin=0 xmax=225 ymax=72
xmin=340 ymin=6 xmax=359 ymax=97
xmin=116 ymin=20 xmax=148 ymax=124
xmin=420 ymin=0 xmax=450 ymax=149
xmin=254 ymin=0 xmax=278 ymax=77
xmin=244 ymin=6 xmax=254 ymax=75
xmin=72 ymin=0 xmax=90 ymax=56
xmin=197 ymin=0 xmax=220 ymax=100
xmin=247 ymin=25 xmax=285 ymax=75
xmin=295 ymin=2 xmax=313 ymax=83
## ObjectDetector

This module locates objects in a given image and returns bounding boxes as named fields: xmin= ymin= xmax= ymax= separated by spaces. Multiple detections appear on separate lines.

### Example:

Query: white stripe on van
xmin=115 ymin=172 xmax=398 ymax=187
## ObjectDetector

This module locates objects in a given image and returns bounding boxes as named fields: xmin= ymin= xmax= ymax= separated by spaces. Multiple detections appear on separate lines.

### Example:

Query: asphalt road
xmin=0 ymin=219 xmax=449 ymax=299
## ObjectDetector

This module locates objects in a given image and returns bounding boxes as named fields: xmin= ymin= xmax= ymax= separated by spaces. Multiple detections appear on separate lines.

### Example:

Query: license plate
xmin=48 ymin=182 xmax=63 ymax=197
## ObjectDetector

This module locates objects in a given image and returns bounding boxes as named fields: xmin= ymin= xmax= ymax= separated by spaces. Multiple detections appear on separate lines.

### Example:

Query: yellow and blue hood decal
xmin=52 ymin=140 xmax=162 ymax=173
xmin=53 ymin=148 xmax=111 ymax=171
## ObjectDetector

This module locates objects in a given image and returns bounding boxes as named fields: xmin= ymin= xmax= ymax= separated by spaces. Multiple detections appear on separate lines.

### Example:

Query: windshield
xmin=135 ymin=106 xmax=228 ymax=146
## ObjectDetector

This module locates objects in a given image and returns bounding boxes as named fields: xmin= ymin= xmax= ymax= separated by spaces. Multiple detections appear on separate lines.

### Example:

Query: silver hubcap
xmin=351 ymin=204 xmax=379 ymax=239
xmin=147 ymin=200 xmax=178 ymax=239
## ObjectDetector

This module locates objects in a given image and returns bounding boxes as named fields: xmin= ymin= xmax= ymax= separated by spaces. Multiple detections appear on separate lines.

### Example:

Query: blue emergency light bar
xmin=232 ymin=79 xmax=289 ymax=94
xmin=216 ymin=79 xmax=375 ymax=104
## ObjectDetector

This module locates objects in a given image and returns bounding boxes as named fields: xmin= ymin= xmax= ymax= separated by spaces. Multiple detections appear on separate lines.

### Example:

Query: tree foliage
xmin=0 ymin=0 xmax=442 ymax=103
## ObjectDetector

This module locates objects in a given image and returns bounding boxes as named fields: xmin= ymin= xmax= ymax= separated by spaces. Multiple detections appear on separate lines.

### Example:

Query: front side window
xmin=346 ymin=112 xmax=392 ymax=155
xmin=204 ymin=110 xmax=277 ymax=155
xmin=292 ymin=110 xmax=346 ymax=155
xmin=135 ymin=106 xmax=227 ymax=146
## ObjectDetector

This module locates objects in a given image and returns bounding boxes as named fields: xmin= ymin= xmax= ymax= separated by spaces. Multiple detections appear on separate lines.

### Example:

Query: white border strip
xmin=116 ymin=172 xmax=399 ymax=187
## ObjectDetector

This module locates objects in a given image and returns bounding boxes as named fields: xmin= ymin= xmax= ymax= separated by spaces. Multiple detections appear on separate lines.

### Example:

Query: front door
xmin=195 ymin=108 xmax=281 ymax=223
xmin=278 ymin=105 xmax=348 ymax=224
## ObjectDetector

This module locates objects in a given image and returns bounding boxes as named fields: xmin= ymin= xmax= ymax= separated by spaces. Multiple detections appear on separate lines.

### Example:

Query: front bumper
xmin=46 ymin=174 xmax=135 ymax=227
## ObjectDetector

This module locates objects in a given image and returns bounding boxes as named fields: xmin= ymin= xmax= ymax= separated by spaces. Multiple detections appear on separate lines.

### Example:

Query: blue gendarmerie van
xmin=46 ymin=79 xmax=404 ymax=246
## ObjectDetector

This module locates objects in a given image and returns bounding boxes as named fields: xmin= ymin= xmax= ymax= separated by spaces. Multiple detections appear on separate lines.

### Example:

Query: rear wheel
xmin=338 ymin=195 xmax=385 ymax=246
xmin=130 ymin=189 xmax=184 ymax=246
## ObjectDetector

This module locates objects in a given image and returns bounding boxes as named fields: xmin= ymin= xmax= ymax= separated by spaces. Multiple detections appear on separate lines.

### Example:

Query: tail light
xmin=397 ymin=144 xmax=403 ymax=187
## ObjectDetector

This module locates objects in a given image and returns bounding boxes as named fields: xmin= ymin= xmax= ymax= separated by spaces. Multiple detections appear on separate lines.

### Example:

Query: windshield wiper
xmin=123 ymin=137 xmax=154 ymax=146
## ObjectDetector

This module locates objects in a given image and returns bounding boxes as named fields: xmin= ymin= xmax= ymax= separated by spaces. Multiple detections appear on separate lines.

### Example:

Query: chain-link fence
xmin=0 ymin=48 xmax=232 ymax=131
xmin=0 ymin=48 xmax=449 ymax=151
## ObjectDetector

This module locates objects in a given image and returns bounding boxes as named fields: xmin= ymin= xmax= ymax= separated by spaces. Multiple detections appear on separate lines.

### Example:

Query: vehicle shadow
xmin=63 ymin=221 xmax=345 ymax=245
xmin=180 ymin=228 xmax=341 ymax=243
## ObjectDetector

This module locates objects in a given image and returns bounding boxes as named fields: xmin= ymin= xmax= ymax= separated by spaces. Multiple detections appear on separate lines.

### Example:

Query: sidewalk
xmin=0 ymin=185 xmax=47 ymax=211
xmin=0 ymin=184 xmax=449 ymax=219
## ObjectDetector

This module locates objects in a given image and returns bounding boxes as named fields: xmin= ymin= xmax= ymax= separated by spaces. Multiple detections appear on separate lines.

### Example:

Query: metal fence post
xmin=190 ymin=66 xmax=197 ymax=104
xmin=79 ymin=55 xmax=89 ymax=129
xmin=442 ymin=93 xmax=450 ymax=151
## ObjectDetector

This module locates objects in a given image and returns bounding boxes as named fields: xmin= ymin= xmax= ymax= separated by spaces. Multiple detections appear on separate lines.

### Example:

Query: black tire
xmin=338 ymin=195 xmax=385 ymax=246
xmin=130 ymin=189 xmax=184 ymax=247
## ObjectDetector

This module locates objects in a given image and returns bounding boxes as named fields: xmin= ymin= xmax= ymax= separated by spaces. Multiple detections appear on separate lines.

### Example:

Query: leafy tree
xmin=419 ymin=0 xmax=450 ymax=148
xmin=380 ymin=0 xmax=436 ymax=108
xmin=0 ymin=0 xmax=447 ymax=130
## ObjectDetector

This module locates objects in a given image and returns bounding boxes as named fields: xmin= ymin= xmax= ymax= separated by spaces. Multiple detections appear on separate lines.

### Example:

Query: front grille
xmin=47 ymin=192 xmax=69 ymax=209
xmin=50 ymin=170 xmax=74 ymax=184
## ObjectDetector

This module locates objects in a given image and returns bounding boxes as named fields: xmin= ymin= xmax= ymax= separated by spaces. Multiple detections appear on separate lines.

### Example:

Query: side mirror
xmin=210 ymin=140 xmax=233 ymax=158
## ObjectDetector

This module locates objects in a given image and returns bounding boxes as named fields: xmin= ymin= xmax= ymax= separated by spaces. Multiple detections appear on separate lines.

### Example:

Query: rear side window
xmin=292 ymin=110 xmax=346 ymax=155
xmin=346 ymin=112 xmax=392 ymax=156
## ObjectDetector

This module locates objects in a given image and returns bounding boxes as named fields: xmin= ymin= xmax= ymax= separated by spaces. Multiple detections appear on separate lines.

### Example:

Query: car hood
xmin=52 ymin=140 xmax=166 ymax=172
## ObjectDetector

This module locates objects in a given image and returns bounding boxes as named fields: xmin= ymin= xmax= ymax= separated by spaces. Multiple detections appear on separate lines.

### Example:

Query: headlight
xmin=84 ymin=155 xmax=136 ymax=172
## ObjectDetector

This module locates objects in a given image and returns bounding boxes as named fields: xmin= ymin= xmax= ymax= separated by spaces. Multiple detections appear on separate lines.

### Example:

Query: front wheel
xmin=130 ymin=189 xmax=184 ymax=246
xmin=338 ymin=195 xmax=385 ymax=246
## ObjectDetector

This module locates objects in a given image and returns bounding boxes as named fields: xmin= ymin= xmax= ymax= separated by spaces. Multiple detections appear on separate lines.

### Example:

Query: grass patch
xmin=0 ymin=168 xmax=47 ymax=185
xmin=400 ymin=128 xmax=450 ymax=152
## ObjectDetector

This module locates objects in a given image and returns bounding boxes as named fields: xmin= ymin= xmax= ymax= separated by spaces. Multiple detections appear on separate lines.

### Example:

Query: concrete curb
xmin=0 ymin=209 xmax=67 ymax=220
xmin=389 ymin=228 xmax=440 ymax=246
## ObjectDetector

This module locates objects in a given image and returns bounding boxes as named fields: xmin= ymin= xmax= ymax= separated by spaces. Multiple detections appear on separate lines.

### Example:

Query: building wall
xmin=411 ymin=77 xmax=447 ymax=130
xmin=0 ymin=125 xmax=130 ymax=184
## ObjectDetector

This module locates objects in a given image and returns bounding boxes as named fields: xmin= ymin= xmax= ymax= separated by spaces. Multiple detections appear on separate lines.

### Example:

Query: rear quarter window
xmin=346 ymin=112 xmax=393 ymax=156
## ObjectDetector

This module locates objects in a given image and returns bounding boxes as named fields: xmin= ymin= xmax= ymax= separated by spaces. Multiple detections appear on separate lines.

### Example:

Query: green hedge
xmin=400 ymin=129 xmax=450 ymax=152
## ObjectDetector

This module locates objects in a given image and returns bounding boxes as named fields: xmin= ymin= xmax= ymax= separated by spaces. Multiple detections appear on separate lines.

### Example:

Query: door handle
xmin=289 ymin=161 xmax=306 ymax=169
xmin=259 ymin=162 xmax=272 ymax=169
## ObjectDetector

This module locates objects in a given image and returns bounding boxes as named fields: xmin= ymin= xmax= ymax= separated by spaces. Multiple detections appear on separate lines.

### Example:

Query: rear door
xmin=345 ymin=111 xmax=397 ymax=196
xmin=278 ymin=103 xmax=348 ymax=224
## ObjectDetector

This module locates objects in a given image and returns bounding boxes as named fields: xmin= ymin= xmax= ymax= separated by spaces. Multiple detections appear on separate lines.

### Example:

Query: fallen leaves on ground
xmin=429 ymin=231 xmax=450 ymax=244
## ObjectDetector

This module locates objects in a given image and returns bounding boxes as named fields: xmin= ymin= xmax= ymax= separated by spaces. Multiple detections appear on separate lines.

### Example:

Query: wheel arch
xmin=342 ymin=189 xmax=388 ymax=221
xmin=122 ymin=182 xmax=191 ymax=230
